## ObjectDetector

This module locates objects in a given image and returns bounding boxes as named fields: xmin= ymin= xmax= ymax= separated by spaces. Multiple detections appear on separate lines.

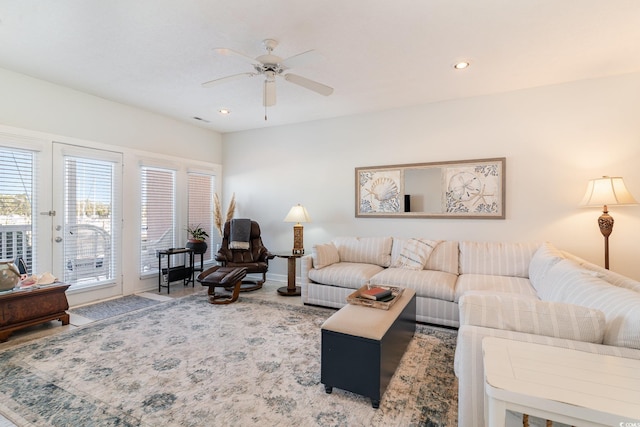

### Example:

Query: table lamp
xmin=580 ymin=176 xmax=637 ymax=269
xmin=283 ymin=204 xmax=311 ymax=254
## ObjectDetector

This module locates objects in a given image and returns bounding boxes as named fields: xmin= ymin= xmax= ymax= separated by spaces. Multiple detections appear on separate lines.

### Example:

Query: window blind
xmin=140 ymin=166 xmax=176 ymax=274
xmin=187 ymin=172 xmax=215 ymax=261
xmin=0 ymin=147 xmax=36 ymax=273
xmin=63 ymin=156 xmax=118 ymax=286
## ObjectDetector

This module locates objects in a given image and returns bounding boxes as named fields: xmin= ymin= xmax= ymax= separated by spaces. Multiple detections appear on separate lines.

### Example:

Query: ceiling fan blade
xmin=281 ymin=50 xmax=323 ymax=69
xmin=213 ymin=47 xmax=262 ymax=66
xmin=284 ymin=73 xmax=334 ymax=96
xmin=201 ymin=72 xmax=254 ymax=88
xmin=263 ymin=79 xmax=276 ymax=107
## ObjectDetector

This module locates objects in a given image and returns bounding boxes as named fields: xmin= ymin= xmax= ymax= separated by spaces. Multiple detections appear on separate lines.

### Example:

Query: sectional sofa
xmin=300 ymin=237 xmax=640 ymax=426
xmin=301 ymin=237 xmax=541 ymax=327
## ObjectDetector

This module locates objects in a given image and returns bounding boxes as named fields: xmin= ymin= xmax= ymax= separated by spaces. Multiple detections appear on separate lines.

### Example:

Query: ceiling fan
xmin=202 ymin=39 xmax=334 ymax=111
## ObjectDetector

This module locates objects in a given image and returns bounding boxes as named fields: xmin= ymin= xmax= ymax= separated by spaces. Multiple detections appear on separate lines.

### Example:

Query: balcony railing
xmin=0 ymin=224 xmax=32 ymax=272
xmin=0 ymin=224 xmax=112 ymax=282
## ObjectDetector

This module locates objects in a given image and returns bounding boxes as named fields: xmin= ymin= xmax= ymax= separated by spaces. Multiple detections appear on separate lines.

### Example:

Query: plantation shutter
xmin=0 ymin=147 xmax=37 ymax=273
xmin=140 ymin=166 xmax=176 ymax=275
xmin=187 ymin=172 xmax=215 ymax=262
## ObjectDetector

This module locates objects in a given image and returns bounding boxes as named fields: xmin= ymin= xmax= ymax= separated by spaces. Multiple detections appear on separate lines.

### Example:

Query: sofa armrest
xmin=459 ymin=291 xmax=605 ymax=343
xmin=300 ymin=255 xmax=314 ymax=303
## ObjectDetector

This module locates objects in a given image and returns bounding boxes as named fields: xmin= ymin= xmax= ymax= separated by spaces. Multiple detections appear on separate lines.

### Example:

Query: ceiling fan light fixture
xmin=203 ymin=38 xmax=334 ymax=115
xmin=453 ymin=61 xmax=470 ymax=70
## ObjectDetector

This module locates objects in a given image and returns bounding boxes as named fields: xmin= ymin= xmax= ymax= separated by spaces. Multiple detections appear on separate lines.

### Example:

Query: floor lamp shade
xmin=580 ymin=176 xmax=638 ymax=269
xmin=283 ymin=204 xmax=311 ymax=254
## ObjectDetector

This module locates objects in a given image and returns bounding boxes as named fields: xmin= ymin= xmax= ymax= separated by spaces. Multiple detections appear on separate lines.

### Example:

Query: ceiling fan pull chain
xmin=264 ymin=81 xmax=268 ymax=120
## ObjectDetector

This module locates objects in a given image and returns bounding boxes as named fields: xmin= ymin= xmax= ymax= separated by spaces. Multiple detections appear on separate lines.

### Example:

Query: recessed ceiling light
xmin=218 ymin=109 xmax=231 ymax=115
xmin=453 ymin=61 xmax=470 ymax=70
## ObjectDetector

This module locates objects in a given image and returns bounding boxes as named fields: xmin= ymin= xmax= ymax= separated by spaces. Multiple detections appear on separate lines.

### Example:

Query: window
xmin=0 ymin=147 xmax=36 ymax=273
xmin=140 ymin=166 xmax=175 ymax=275
xmin=187 ymin=172 xmax=215 ymax=262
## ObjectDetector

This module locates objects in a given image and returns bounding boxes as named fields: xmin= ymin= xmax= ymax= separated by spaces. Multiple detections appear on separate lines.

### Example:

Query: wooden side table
xmin=0 ymin=283 xmax=70 ymax=342
xmin=274 ymin=252 xmax=303 ymax=296
xmin=483 ymin=337 xmax=640 ymax=426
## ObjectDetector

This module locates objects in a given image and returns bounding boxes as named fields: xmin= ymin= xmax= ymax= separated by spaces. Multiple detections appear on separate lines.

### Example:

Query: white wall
xmin=222 ymin=72 xmax=640 ymax=281
xmin=0 ymin=67 xmax=221 ymax=159
xmin=0 ymin=67 xmax=223 ymax=306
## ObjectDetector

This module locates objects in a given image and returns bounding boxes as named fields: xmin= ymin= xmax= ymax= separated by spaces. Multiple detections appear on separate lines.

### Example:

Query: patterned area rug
xmin=0 ymin=295 xmax=458 ymax=426
xmin=69 ymin=295 xmax=162 ymax=320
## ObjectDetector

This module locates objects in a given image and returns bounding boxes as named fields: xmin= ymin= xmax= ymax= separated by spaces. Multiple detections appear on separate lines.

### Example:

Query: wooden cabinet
xmin=0 ymin=283 xmax=70 ymax=342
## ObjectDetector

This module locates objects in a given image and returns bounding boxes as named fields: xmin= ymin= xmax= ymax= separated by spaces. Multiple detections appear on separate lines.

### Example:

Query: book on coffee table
xmin=359 ymin=287 xmax=393 ymax=301
xmin=347 ymin=285 xmax=404 ymax=310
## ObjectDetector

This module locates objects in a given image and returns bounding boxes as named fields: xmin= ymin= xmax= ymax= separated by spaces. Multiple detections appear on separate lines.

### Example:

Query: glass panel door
xmin=52 ymin=143 xmax=122 ymax=291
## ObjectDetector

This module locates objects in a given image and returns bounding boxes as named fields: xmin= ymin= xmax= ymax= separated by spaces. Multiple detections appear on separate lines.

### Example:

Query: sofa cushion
xmin=563 ymin=252 xmax=640 ymax=293
xmin=308 ymin=262 xmax=384 ymax=289
xmin=455 ymin=274 xmax=537 ymax=302
xmin=331 ymin=236 xmax=392 ymax=267
xmin=528 ymin=242 xmax=565 ymax=292
xmin=391 ymin=239 xmax=459 ymax=275
xmin=392 ymin=238 xmax=441 ymax=270
xmin=459 ymin=241 xmax=540 ymax=277
xmin=370 ymin=268 xmax=457 ymax=301
xmin=459 ymin=292 xmax=606 ymax=344
xmin=311 ymin=242 xmax=340 ymax=269
xmin=542 ymin=258 xmax=640 ymax=349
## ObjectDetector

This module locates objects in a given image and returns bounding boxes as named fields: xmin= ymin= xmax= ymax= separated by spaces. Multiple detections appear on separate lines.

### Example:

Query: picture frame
xmin=355 ymin=157 xmax=506 ymax=219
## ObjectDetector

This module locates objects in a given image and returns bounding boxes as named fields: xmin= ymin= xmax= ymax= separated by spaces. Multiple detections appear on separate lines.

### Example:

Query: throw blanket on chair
xmin=229 ymin=218 xmax=251 ymax=250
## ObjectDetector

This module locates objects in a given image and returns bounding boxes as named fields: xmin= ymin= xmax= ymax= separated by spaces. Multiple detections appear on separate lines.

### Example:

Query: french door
xmin=51 ymin=143 xmax=122 ymax=295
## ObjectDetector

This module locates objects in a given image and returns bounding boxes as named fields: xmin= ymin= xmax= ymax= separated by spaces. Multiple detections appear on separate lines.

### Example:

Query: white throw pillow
xmin=392 ymin=238 xmax=441 ymax=270
xmin=311 ymin=243 xmax=340 ymax=269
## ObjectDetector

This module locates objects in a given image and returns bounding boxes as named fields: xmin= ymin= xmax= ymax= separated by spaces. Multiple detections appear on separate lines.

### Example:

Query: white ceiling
xmin=1 ymin=1 xmax=640 ymax=134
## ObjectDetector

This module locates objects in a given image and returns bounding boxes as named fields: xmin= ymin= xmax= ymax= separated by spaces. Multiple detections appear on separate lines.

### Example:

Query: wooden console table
xmin=0 ymin=283 xmax=70 ymax=342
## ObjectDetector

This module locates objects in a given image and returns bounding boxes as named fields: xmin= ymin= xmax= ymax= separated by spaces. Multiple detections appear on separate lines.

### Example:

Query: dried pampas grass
xmin=214 ymin=192 xmax=236 ymax=237
xmin=214 ymin=193 xmax=223 ymax=237
xmin=226 ymin=193 xmax=236 ymax=224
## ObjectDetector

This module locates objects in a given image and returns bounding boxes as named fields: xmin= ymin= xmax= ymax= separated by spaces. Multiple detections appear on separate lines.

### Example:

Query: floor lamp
xmin=580 ymin=176 xmax=637 ymax=269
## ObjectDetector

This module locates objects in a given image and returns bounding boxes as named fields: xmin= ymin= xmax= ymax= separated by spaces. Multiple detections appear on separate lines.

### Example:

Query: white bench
xmin=321 ymin=288 xmax=416 ymax=408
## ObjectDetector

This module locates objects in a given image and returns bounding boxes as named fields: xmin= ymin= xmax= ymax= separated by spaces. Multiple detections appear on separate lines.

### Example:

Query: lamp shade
xmin=283 ymin=204 xmax=311 ymax=224
xmin=580 ymin=176 xmax=638 ymax=207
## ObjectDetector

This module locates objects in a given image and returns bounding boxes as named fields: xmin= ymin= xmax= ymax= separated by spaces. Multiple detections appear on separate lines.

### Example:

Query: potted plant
xmin=186 ymin=224 xmax=209 ymax=254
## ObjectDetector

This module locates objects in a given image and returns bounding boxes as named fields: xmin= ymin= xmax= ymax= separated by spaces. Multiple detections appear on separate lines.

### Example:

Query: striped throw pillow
xmin=393 ymin=238 xmax=441 ymax=270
